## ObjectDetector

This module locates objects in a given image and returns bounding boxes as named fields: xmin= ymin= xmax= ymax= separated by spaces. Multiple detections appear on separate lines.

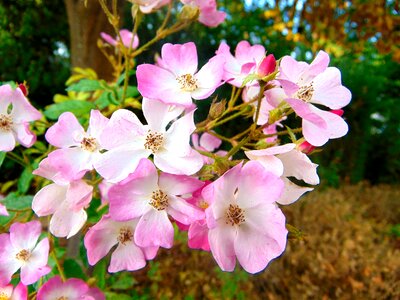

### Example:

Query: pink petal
xmin=84 ymin=216 xmax=119 ymax=265
xmin=236 ymin=161 xmax=284 ymax=208
xmin=50 ymin=204 xmax=87 ymax=238
xmin=167 ymin=195 xmax=204 ymax=225
xmin=9 ymin=221 xmax=41 ymax=251
xmin=142 ymin=98 xmax=185 ymax=132
xmin=245 ymin=150 xmax=286 ymax=177
xmin=158 ymin=173 xmax=203 ymax=195
xmin=13 ymin=123 xmax=36 ymax=148
xmin=308 ymin=50 xmax=330 ymax=78
xmin=20 ymin=239 xmax=50 ymax=285
xmin=278 ymin=149 xmax=319 ymax=185
xmin=285 ymin=98 xmax=327 ymax=129
xmin=199 ymin=132 xmax=222 ymax=152
xmin=278 ymin=178 xmax=313 ymax=205
xmin=161 ymin=42 xmax=198 ymax=76
xmin=109 ymin=242 xmax=146 ymax=272
xmin=134 ymin=210 xmax=174 ymax=248
xmin=312 ymin=67 xmax=352 ymax=109
xmin=137 ymin=64 xmax=190 ymax=106
xmin=94 ymin=147 xmax=150 ymax=183
xmin=234 ymin=219 xmax=287 ymax=273
xmin=0 ymin=131 xmax=16 ymax=152
xmin=45 ymin=112 xmax=83 ymax=148
xmin=192 ymin=56 xmax=224 ymax=99
xmin=0 ymin=259 xmax=21 ymax=286
xmin=65 ymin=180 xmax=93 ymax=210
xmin=0 ymin=203 xmax=9 ymax=216
xmin=32 ymin=183 xmax=68 ymax=217
xmin=10 ymin=88 xmax=42 ymax=123
xmin=198 ymin=6 xmax=226 ymax=27
xmin=188 ymin=220 xmax=210 ymax=251
xmin=208 ymin=223 xmax=236 ymax=272
xmin=37 ymin=276 xmax=89 ymax=299
xmin=302 ymin=118 xmax=330 ymax=146
xmin=33 ymin=157 xmax=85 ymax=185
xmin=0 ymin=285 xmax=13 ymax=298
xmin=87 ymin=109 xmax=109 ymax=139
xmin=235 ymin=41 xmax=265 ymax=66
xmin=12 ymin=282 xmax=28 ymax=300
xmin=100 ymin=32 xmax=117 ymax=46
xmin=278 ymin=55 xmax=308 ymax=83
xmin=154 ymin=149 xmax=203 ymax=175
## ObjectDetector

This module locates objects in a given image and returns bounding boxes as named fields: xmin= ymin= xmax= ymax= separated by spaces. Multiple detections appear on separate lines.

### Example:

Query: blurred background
xmin=0 ymin=0 xmax=399 ymax=298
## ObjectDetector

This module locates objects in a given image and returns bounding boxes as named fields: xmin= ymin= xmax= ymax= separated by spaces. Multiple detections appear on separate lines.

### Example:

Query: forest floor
xmin=107 ymin=182 xmax=400 ymax=300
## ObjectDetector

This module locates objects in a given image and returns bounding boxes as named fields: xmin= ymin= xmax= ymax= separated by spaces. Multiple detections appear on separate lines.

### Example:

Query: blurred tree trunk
xmin=64 ymin=0 xmax=123 ymax=81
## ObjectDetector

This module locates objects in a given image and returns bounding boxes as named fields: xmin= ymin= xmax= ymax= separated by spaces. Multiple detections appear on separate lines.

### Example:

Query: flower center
xmin=117 ymin=227 xmax=133 ymax=245
xmin=0 ymin=114 xmax=13 ymax=132
xmin=15 ymin=249 xmax=31 ymax=262
xmin=57 ymin=297 xmax=69 ymax=300
xmin=198 ymin=199 xmax=209 ymax=210
xmin=144 ymin=130 xmax=164 ymax=154
xmin=0 ymin=292 xmax=10 ymax=300
xmin=225 ymin=204 xmax=245 ymax=226
xmin=176 ymin=74 xmax=198 ymax=92
xmin=81 ymin=137 xmax=98 ymax=152
xmin=296 ymin=83 xmax=314 ymax=102
xmin=149 ymin=190 xmax=169 ymax=211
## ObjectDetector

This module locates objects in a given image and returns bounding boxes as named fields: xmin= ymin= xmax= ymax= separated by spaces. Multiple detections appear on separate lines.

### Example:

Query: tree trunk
xmin=64 ymin=0 xmax=122 ymax=81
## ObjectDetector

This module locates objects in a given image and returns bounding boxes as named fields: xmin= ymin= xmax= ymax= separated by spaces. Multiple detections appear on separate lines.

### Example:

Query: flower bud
xmin=178 ymin=5 xmax=200 ymax=23
xmin=258 ymin=54 xmax=276 ymax=77
xmin=209 ymin=99 xmax=226 ymax=119
xmin=297 ymin=140 xmax=316 ymax=154
xmin=18 ymin=83 xmax=28 ymax=96
xmin=330 ymin=109 xmax=344 ymax=117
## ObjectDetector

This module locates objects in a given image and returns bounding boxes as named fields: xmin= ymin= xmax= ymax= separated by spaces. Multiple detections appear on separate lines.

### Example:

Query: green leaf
xmin=95 ymin=91 xmax=112 ymax=109
xmin=111 ymin=273 xmax=137 ymax=290
xmin=285 ymin=125 xmax=297 ymax=143
xmin=2 ymin=192 xmax=33 ymax=210
xmin=44 ymin=100 xmax=95 ymax=120
xmin=63 ymin=259 xmax=86 ymax=280
xmin=93 ymin=258 xmax=107 ymax=289
xmin=66 ymin=79 xmax=103 ymax=92
xmin=104 ymin=292 xmax=132 ymax=300
xmin=18 ymin=163 xmax=36 ymax=194
xmin=0 ymin=152 xmax=6 ymax=168
xmin=116 ymin=70 xmax=136 ymax=86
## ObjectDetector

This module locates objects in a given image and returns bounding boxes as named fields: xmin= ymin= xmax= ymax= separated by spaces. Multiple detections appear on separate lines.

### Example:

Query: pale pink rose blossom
xmin=245 ymin=143 xmax=319 ymax=205
xmin=137 ymin=42 xmax=224 ymax=106
xmin=0 ymin=84 xmax=42 ymax=152
xmin=216 ymin=41 xmax=266 ymax=87
xmin=0 ymin=282 xmax=27 ymax=300
xmin=95 ymin=98 xmax=203 ymax=183
xmin=41 ymin=110 xmax=109 ymax=182
xmin=32 ymin=179 xmax=93 ymax=238
xmin=84 ymin=215 xmax=158 ymax=272
xmin=181 ymin=0 xmax=226 ymax=27
xmin=101 ymin=29 xmax=139 ymax=49
xmin=108 ymin=159 xmax=204 ymax=248
xmin=0 ymin=221 xmax=50 ymax=285
xmin=203 ymin=161 xmax=287 ymax=273
xmin=269 ymin=51 xmax=351 ymax=146
xmin=37 ymin=276 xmax=104 ymax=300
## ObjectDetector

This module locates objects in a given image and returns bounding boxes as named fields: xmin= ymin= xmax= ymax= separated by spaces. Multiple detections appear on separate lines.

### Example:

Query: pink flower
xmin=181 ymin=0 xmax=226 ymax=27
xmin=39 ymin=110 xmax=109 ymax=182
xmin=258 ymin=54 xmax=276 ymax=77
xmin=0 ymin=195 xmax=8 ymax=216
xmin=132 ymin=0 xmax=170 ymax=14
xmin=203 ymin=161 xmax=287 ymax=273
xmin=84 ymin=215 xmax=158 ymax=272
xmin=137 ymin=42 xmax=224 ymax=106
xmin=0 ymin=282 xmax=27 ymax=300
xmin=246 ymin=143 xmax=319 ymax=205
xmin=32 ymin=178 xmax=93 ymax=238
xmin=95 ymin=98 xmax=203 ymax=183
xmin=270 ymin=51 xmax=351 ymax=146
xmin=37 ymin=276 xmax=104 ymax=300
xmin=108 ymin=159 xmax=204 ymax=248
xmin=216 ymin=41 xmax=266 ymax=87
xmin=101 ymin=29 xmax=139 ymax=49
xmin=0 ymin=84 xmax=42 ymax=152
xmin=0 ymin=221 xmax=50 ymax=285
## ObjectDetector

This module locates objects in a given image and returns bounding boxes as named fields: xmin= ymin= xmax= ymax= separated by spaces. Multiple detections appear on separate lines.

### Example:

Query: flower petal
xmin=161 ymin=42 xmax=198 ymax=76
xmin=208 ymin=223 xmax=236 ymax=272
xmin=108 ymin=242 xmax=146 ymax=272
xmin=45 ymin=112 xmax=83 ymax=148
xmin=9 ymin=221 xmax=41 ymax=251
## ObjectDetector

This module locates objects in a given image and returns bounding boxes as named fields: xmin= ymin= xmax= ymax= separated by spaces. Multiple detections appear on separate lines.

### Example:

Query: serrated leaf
xmin=2 ymin=192 xmax=33 ymax=210
xmin=66 ymin=79 xmax=103 ymax=92
xmin=44 ymin=100 xmax=95 ymax=120
xmin=0 ymin=152 xmax=6 ymax=168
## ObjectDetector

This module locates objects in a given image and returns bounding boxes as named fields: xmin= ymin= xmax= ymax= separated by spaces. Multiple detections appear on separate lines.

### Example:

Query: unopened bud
xmin=297 ymin=140 xmax=316 ymax=154
xmin=330 ymin=109 xmax=344 ymax=117
xmin=258 ymin=54 xmax=276 ymax=77
xmin=178 ymin=5 xmax=200 ymax=23
xmin=18 ymin=83 xmax=28 ymax=96
xmin=209 ymin=99 xmax=226 ymax=119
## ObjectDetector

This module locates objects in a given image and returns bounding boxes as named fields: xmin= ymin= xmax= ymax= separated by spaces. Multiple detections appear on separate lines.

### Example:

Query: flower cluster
xmin=0 ymin=1 xmax=352 ymax=296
